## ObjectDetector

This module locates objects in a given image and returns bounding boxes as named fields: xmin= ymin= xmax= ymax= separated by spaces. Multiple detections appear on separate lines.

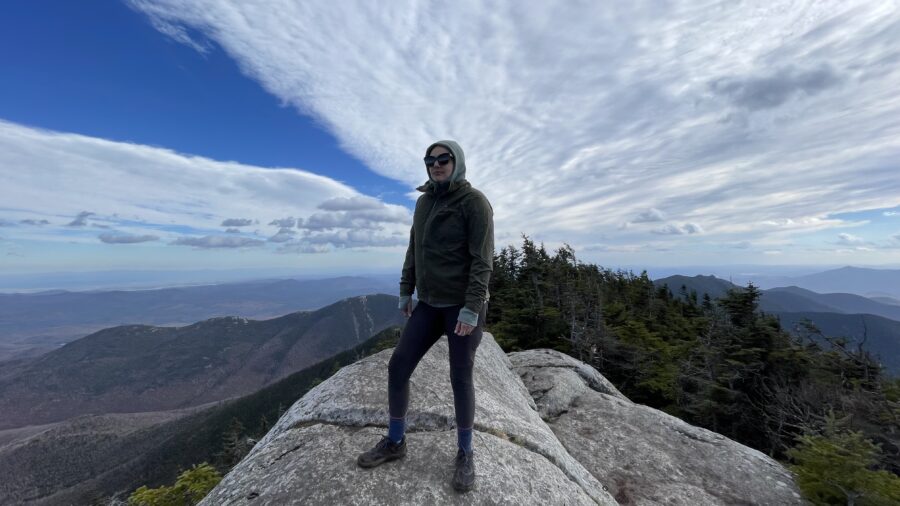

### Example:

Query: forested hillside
xmin=487 ymin=237 xmax=900 ymax=504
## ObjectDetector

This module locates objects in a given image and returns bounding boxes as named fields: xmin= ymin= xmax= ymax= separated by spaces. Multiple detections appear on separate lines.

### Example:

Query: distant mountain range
xmin=654 ymin=275 xmax=900 ymax=376
xmin=0 ymin=294 xmax=403 ymax=430
xmin=0 ymin=275 xmax=396 ymax=362
xmin=0 ymin=326 xmax=403 ymax=505
xmin=731 ymin=266 xmax=900 ymax=299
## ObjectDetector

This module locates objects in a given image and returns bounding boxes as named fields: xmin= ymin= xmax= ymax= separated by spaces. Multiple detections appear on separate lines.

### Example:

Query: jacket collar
xmin=417 ymin=179 xmax=471 ymax=195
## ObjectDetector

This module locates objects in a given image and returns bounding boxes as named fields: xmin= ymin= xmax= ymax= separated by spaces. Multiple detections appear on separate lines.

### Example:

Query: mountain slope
xmin=0 ymin=326 xmax=404 ymax=505
xmin=771 ymin=266 xmax=900 ymax=299
xmin=766 ymin=286 xmax=900 ymax=322
xmin=0 ymin=276 xmax=395 ymax=360
xmin=653 ymin=275 xmax=900 ymax=375
xmin=0 ymin=294 xmax=403 ymax=429
xmin=774 ymin=311 xmax=900 ymax=375
xmin=653 ymin=274 xmax=736 ymax=301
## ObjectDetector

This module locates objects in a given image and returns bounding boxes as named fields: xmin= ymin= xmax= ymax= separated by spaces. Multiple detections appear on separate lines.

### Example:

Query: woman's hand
xmin=454 ymin=321 xmax=474 ymax=336
xmin=401 ymin=298 xmax=413 ymax=317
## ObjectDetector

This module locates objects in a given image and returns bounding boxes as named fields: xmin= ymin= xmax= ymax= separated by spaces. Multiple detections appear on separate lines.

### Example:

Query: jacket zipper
xmin=422 ymin=192 xmax=443 ymax=299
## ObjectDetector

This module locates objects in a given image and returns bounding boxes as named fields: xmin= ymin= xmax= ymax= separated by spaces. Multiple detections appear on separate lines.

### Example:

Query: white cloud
xmin=98 ymin=232 xmax=159 ymax=244
xmin=66 ymin=211 xmax=95 ymax=227
xmin=0 ymin=120 xmax=409 ymax=252
xmin=837 ymin=233 xmax=866 ymax=245
xmin=19 ymin=219 xmax=50 ymax=226
xmin=267 ymin=227 xmax=297 ymax=243
xmin=652 ymin=223 xmax=704 ymax=235
xmin=127 ymin=0 xmax=900 ymax=260
xmin=632 ymin=208 xmax=667 ymax=223
xmin=268 ymin=217 xmax=297 ymax=228
xmin=172 ymin=235 xmax=265 ymax=248
xmin=318 ymin=195 xmax=385 ymax=211
xmin=221 ymin=218 xmax=254 ymax=227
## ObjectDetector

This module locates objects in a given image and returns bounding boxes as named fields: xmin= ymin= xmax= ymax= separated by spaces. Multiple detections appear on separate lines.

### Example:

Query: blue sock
xmin=388 ymin=416 xmax=406 ymax=444
xmin=457 ymin=426 xmax=473 ymax=453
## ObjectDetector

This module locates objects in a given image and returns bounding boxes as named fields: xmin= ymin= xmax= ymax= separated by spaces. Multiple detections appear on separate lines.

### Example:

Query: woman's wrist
xmin=457 ymin=307 xmax=479 ymax=327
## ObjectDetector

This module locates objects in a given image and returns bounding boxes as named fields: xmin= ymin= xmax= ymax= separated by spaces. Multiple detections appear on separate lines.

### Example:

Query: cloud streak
xmin=172 ymin=235 xmax=265 ymax=248
xmin=127 ymin=0 xmax=900 ymax=264
xmin=0 ymin=120 xmax=411 ymax=253
xmin=98 ymin=232 xmax=160 ymax=244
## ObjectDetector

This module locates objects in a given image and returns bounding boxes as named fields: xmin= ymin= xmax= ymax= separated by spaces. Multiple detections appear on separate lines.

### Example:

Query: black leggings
xmin=388 ymin=301 xmax=486 ymax=429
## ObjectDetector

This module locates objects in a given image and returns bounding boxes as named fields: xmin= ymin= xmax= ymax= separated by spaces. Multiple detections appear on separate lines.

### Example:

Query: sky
xmin=1 ymin=1 xmax=899 ymax=290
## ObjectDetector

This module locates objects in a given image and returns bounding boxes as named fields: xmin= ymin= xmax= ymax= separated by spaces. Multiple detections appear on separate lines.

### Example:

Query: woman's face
xmin=427 ymin=145 xmax=454 ymax=183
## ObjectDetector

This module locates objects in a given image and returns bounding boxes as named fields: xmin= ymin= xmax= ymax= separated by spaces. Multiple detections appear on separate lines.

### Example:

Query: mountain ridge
xmin=0 ymin=294 xmax=404 ymax=429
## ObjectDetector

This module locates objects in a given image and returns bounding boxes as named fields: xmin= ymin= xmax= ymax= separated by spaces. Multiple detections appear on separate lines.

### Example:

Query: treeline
xmin=487 ymin=236 xmax=900 ymax=505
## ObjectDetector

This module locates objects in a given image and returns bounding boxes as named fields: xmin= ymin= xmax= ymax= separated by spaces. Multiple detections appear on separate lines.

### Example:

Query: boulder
xmin=509 ymin=349 xmax=804 ymax=505
xmin=202 ymin=334 xmax=616 ymax=505
xmin=201 ymin=336 xmax=804 ymax=505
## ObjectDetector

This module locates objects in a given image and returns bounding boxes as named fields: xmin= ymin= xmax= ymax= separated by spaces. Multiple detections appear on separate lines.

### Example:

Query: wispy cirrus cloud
xmin=127 ymin=0 xmax=900 ymax=265
xmin=709 ymin=63 xmax=842 ymax=110
xmin=0 ymin=120 xmax=410 ymax=256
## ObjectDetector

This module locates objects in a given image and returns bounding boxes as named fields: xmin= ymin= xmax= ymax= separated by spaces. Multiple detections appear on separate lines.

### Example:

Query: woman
xmin=356 ymin=140 xmax=494 ymax=493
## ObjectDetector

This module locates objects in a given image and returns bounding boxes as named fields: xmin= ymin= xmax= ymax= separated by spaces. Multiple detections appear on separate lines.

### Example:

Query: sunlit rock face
xmin=509 ymin=349 xmax=803 ymax=506
xmin=201 ymin=334 xmax=801 ymax=505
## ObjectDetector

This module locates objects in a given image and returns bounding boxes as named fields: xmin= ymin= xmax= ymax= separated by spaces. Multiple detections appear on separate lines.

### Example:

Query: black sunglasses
xmin=423 ymin=153 xmax=454 ymax=167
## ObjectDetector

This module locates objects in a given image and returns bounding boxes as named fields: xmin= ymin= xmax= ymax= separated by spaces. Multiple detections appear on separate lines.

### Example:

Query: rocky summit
xmin=199 ymin=333 xmax=803 ymax=505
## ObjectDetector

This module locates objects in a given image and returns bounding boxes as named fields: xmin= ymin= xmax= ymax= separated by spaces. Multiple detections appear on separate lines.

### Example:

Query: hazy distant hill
xmin=774 ymin=312 xmax=900 ymax=375
xmin=870 ymin=296 xmax=900 ymax=307
xmin=654 ymin=274 xmax=900 ymax=376
xmin=654 ymin=275 xmax=900 ymax=320
xmin=0 ymin=276 xmax=396 ymax=361
xmin=744 ymin=266 xmax=900 ymax=299
xmin=766 ymin=286 xmax=900 ymax=321
xmin=0 ymin=326 xmax=403 ymax=505
xmin=652 ymin=274 xmax=735 ymax=301
xmin=0 ymin=294 xmax=403 ymax=429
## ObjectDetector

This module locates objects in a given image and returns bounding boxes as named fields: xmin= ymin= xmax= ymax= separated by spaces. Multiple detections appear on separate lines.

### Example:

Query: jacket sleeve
xmin=463 ymin=193 xmax=494 ymax=315
xmin=399 ymin=225 xmax=416 ymax=297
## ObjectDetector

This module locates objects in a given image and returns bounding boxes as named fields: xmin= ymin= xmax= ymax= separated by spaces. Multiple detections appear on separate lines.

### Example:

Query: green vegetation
xmin=487 ymin=236 xmax=899 ymax=504
xmin=122 ymin=237 xmax=899 ymax=504
xmin=128 ymin=463 xmax=221 ymax=506
xmin=787 ymin=413 xmax=900 ymax=505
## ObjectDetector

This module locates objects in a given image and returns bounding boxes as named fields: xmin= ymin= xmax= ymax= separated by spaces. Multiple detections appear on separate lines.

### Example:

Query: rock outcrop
xmin=200 ymin=333 xmax=803 ymax=505
xmin=510 ymin=349 xmax=803 ymax=505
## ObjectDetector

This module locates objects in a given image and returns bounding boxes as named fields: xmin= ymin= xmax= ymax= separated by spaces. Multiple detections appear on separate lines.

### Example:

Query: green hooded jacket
xmin=400 ymin=140 xmax=494 ymax=320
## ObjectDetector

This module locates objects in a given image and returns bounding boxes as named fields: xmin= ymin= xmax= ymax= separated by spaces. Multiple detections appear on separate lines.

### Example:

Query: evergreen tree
xmin=215 ymin=417 xmax=247 ymax=470
xmin=787 ymin=413 xmax=900 ymax=505
xmin=128 ymin=462 xmax=222 ymax=506
xmin=485 ymin=235 xmax=899 ymax=495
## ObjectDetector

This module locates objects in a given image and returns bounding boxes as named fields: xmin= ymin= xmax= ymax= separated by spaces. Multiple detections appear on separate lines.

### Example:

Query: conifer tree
xmin=787 ymin=413 xmax=900 ymax=505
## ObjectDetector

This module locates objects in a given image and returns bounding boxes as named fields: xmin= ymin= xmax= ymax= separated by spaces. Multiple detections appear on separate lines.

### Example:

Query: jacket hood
xmin=419 ymin=140 xmax=467 ymax=193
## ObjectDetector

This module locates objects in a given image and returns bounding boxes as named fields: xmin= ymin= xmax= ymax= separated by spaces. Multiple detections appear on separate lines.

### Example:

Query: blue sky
xmin=1 ymin=1 xmax=899 ymax=291
xmin=0 ymin=1 xmax=405 ymax=201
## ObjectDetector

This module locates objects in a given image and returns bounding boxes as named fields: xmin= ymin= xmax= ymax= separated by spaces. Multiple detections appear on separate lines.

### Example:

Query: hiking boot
xmin=357 ymin=435 xmax=406 ymax=468
xmin=452 ymin=448 xmax=475 ymax=492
